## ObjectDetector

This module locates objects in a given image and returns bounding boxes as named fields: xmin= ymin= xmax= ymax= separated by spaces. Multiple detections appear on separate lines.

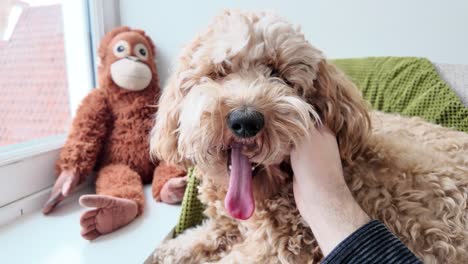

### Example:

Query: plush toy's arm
xmin=57 ymin=89 xmax=111 ymax=183
xmin=152 ymin=162 xmax=187 ymax=203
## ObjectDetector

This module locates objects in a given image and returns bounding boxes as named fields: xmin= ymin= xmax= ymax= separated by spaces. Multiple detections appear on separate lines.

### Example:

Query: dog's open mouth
xmin=224 ymin=142 xmax=263 ymax=220
xmin=226 ymin=148 xmax=262 ymax=177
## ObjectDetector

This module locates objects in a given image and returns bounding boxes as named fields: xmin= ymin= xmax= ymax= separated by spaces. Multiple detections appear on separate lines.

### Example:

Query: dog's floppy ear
xmin=150 ymin=76 xmax=185 ymax=167
xmin=309 ymin=60 xmax=371 ymax=164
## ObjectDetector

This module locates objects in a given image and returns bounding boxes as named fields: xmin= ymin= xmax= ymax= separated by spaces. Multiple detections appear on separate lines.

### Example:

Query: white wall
xmin=120 ymin=0 xmax=468 ymax=85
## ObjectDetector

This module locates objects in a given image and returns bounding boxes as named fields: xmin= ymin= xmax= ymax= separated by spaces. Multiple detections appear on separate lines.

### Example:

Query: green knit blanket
xmin=174 ymin=57 xmax=468 ymax=236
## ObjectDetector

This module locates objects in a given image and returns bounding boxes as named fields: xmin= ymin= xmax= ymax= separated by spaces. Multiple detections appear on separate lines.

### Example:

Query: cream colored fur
xmin=150 ymin=10 xmax=468 ymax=264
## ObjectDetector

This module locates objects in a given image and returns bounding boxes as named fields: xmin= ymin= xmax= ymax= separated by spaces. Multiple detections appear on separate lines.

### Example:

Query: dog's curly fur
xmin=150 ymin=10 xmax=468 ymax=263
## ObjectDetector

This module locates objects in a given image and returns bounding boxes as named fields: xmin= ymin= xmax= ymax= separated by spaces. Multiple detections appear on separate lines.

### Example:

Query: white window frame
xmin=0 ymin=0 xmax=121 ymax=226
xmin=88 ymin=0 xmax=121 ymax=79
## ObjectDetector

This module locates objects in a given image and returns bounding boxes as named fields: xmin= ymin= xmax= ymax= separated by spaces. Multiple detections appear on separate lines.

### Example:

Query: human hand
xmin=42 ymin=170 xmax=79 ymax=214
xmin=291 ymin=126 xmax=369 ymax=255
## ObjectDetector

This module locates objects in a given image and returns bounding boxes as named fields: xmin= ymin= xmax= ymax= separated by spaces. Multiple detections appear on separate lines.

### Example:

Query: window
xmin=0 ymin=0 xmax=100 ymax=225
xmin=0 ymin=0 xmax=70 ymax=147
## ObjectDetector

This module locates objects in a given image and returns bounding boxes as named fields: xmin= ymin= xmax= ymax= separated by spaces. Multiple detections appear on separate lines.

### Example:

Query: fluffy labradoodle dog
xmin=150 ymin=10 xmax=468 ymax=263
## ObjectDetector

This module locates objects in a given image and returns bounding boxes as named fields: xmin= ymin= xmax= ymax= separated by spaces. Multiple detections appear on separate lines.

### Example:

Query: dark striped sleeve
xmin=321 ymin=220 xmax=422 ymax=264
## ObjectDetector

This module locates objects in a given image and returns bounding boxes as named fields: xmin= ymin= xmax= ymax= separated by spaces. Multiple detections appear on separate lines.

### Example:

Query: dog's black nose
xmin=228 ymin=108 xmax=264 ymax=138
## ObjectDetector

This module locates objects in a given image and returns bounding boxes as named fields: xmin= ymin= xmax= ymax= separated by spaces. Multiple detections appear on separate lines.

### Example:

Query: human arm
xmin=291 ymin=126 xmax=421 ymax=263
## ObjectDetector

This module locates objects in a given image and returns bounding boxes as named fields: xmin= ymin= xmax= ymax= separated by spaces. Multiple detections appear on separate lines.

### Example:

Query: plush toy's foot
xmin=160 ymin=176 xmax=187 ymax=204
xmin=79 ymin=194 xmax=138 ymax=241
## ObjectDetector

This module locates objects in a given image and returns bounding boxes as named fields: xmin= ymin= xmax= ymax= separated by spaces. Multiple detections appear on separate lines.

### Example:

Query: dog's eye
xmin=210 ymin=62 xmax=230 ymax=79
xmin=267 ymin=65 xmax=294 ymax=86
xmin=270 ymin=68 xmax=279 ymax=77
xmin=217 ymin=71 xmax=227 ymax=78
xmin=209 ymin=71 xmax=222 ymax=79
xmin=283 ymin=78 xmax=294 ymax=87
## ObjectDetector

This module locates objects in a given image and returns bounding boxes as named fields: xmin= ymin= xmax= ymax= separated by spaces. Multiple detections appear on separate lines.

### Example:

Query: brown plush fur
xmin=95 ymin=164 xmax=145 ymax=211
xmin=152 ymin=162 xmax=187 ymax=201
xmin=150 ymin=11 xmax=468 ymax=263
xmin=57 ymin=27 xmax=183 ymax=215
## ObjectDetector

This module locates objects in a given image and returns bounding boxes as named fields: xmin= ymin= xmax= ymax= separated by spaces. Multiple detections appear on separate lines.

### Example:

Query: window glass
xmin=0 ymin=0 xmax=69 ymax=148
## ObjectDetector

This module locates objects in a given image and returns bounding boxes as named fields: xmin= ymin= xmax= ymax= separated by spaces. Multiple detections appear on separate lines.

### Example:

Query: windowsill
xmin=0 ymin=135 xmax=66 ymax=209
xmin=0 ymin=185 xmax=180 ymax=264
xmin=0 ymin=135 xmax=66 ymax=167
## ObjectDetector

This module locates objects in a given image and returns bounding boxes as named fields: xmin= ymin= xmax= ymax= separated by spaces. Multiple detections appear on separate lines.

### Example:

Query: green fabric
xmin=333 ymin=57 xmax=467 ymax=132
xmin=174 ymin=57 xmax=468 ymax=236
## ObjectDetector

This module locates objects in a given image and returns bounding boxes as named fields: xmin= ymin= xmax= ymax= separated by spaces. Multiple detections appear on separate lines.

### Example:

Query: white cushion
xmin=433 ymin=63 xmax=468 ymax=107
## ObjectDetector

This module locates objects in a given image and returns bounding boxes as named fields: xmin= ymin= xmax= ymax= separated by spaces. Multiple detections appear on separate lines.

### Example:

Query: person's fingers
xmin=79 ymin=195 xmax=115 ymax=209
xmin=42 ymin=191 xmax=64 ymax=215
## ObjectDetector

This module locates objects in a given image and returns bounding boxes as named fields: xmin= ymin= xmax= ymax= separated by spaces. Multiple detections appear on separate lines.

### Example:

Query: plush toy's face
xmin=104 ymin=31 xmax=154 ymax=91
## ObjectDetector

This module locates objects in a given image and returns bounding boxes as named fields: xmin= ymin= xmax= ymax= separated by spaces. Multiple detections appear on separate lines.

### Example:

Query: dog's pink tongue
xmin=225 ymin=144 xmax=254 ymax=220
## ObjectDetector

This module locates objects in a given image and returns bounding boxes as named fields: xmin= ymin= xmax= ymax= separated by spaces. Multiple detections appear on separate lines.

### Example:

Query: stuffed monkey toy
xmin=42 ymin=27 xmax=187 ymax=240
